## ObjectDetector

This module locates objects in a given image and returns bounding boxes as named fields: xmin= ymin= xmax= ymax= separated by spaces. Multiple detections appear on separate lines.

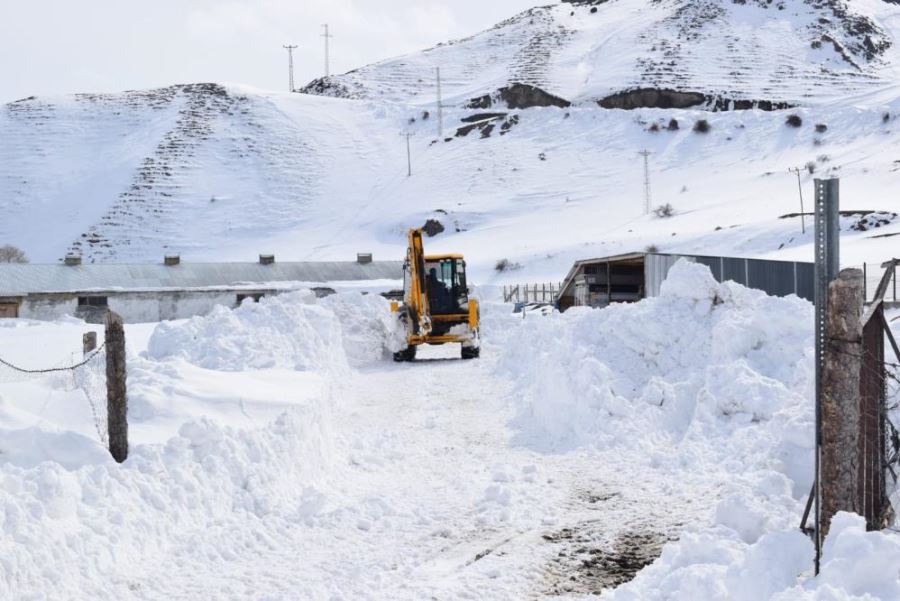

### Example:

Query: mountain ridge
xmin=301 ymin=0 xmax=900 ymax=109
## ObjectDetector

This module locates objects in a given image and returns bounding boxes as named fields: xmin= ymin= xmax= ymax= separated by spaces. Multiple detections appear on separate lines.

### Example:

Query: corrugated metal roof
xmin=0 ymin=261 xmax=404 ymax=296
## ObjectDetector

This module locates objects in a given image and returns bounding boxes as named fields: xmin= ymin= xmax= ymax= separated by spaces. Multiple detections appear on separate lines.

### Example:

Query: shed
xmin=557 ymin=252 xmax=814 ymax=311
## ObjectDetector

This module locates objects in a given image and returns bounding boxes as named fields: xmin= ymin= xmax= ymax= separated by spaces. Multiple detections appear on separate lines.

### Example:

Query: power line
xmin=282 ymin=44 xmax=298 ymax=92
xmin=321 ymin=24 xmax=333 ymax=77
xmin=638 ymin=150 xmax=652 ymax=215
xmin=400 ymin=132 xmax=416 ymax=176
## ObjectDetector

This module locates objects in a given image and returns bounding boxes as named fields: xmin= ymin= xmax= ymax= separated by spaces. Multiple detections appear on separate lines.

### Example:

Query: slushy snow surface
xmin=1 ymin=264 xmax=898 ymax=599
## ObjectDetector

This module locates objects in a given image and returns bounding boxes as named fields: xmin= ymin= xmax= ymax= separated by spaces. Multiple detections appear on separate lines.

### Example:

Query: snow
xmin=307 ymin=0 xmax=900 ymax=108
xmin=0 ymin=269 xmax=896 ymax=598
xmin=146 ymin=290 xmax=349 ymax=372
xmin=2 ymin=0 xmax=900 ymax=597
xmin=3 ymin=2 xmax=900 ymax=277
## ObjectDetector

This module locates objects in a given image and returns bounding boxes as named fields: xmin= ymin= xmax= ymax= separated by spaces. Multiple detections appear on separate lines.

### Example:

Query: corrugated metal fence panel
xmin=694 ymin=256 xmax=724 ymax=282
xmin=747 ymin=258 xmax=795 ymax=297
xmin=722 ymin=257 xmax=748 ymax=286
xmin=645 ymin=254 xmax=696 ymax=297
xmin=795 ymin=263 xmax=815 ymax=302
xmin=650 ymin=254 xmax=815 ymax=301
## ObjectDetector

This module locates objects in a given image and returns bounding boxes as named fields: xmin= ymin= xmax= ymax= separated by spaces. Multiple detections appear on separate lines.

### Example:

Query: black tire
xmin=461 ymin=345 xmax=480 ymax=360
xmin=393 ymin=345 xmax=417 ymax=362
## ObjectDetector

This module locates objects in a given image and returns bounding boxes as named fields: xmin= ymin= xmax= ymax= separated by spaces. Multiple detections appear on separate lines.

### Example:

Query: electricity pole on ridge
xmin=321 ymin=24 xmax=333 ymax=77
xmin=283 ymin=44 xmax=298 ymax=92
xmin=400 ymin=132 xmax=416 ymax=176
xmin=639 ymin=149 xmax=652 ymax=215
xmin=789 ymin=166 xmax=807 ymax=234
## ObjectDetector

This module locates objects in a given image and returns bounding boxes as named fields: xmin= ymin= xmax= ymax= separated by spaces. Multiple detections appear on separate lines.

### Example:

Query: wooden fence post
xmin=83 ymin=331 xmax=97 ymax=356
xmin=820 ymin=268 xmax=864 ymax=535
xmin=105 ymin=311 xmax=128 ymax=463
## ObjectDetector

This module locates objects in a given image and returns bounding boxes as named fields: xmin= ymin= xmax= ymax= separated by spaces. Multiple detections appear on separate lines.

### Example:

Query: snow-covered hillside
xmin=1 ymin=0 xmax=899 ymax=281
xmin=303 ymin=0 xmax=900 ymax=108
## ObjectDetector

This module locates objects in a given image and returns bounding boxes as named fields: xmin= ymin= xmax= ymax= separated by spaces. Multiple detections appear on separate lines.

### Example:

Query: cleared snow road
xmin=117 ymin=344 xmax=717 ymax=600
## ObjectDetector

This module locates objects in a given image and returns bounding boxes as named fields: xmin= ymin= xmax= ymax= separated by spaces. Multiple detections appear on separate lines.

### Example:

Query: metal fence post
xmin=812 ymin=177 xmax=840 ymax=574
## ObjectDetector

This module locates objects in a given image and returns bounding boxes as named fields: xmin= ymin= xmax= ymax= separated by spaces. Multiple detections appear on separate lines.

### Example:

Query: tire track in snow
xmin=110 ymin=344 xmax=719 ymax=599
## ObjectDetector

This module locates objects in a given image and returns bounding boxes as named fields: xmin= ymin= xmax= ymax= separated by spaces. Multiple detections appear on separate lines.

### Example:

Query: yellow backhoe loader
xmin=390 ymin=228 xmax=480 ymax=361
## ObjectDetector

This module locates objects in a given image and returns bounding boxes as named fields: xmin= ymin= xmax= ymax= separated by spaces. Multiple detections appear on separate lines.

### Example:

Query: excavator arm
xmin=405 ymin=228 xmax=432 ymax=336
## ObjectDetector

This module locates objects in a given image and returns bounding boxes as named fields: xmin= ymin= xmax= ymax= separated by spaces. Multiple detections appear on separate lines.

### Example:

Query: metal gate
xmin=860 ymin=258 xmax=900 ymax=529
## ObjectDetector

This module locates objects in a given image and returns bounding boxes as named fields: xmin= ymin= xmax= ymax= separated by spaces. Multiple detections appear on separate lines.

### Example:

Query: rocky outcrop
xmin=597 ymin=88 xmax=794 ymax=111
xmin=299 ymin=77 xmax=355 ymax=99
xmin=422 ymin=219 xmax=445 ymax=237
xmin=598 ymin=89 xmax=706 ymax=110
xmin=455 ymin=113 xmax=521 ymax=139
xmin=467 ymin=83 xmax=571 ymax=110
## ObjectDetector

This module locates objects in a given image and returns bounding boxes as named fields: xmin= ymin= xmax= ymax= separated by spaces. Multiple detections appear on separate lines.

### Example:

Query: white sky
xmin=0 ymin=0 xmax=545 ymax=103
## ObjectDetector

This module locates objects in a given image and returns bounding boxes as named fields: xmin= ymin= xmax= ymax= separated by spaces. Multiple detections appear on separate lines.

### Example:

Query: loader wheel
xmin=461 ymin=345 xmax=480 ymax=360
xmin=393 ymin=345 xmax=417 ymax=362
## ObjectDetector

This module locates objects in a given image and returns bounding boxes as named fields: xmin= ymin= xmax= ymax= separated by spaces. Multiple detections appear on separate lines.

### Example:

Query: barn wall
xmin=18 ymin=289 xmax=273 ymax=323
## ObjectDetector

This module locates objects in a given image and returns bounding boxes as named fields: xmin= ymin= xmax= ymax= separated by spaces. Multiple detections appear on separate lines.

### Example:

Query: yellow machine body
xmin=391 ymin=229 xmax=480 ymax=360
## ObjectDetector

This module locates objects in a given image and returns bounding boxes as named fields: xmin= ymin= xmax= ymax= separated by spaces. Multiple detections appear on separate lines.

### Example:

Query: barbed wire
xmin=0 ymin=344 xmax=106 ymax=374
xmin=0 ymin=345 xmax=109 ymax=444
xmin=70 ymin=353 xmax=108 ymax=444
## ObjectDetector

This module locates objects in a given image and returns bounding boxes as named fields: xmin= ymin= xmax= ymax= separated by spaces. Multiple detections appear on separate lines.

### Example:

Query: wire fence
xmin=503 ymin=282 xmax=562 ymax=304
xmin=860 ymin=261 xmax=898 ymax=304
xmin=0 ymin=343 xmax=108 ymax=444
xmin=860 ymin=259 xmax=900 ymax=527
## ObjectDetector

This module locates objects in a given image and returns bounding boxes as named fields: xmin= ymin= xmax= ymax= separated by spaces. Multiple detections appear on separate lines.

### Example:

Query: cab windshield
xmin=424 ymin=258 xmax=468 ymax=314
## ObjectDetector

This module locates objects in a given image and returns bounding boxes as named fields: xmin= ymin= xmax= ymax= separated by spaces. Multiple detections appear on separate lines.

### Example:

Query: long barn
xmin=0 ymin=254 xmax=403 ymax=323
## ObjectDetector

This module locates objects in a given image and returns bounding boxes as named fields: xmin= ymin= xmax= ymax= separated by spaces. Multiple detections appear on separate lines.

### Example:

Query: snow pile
xmin=319 ymin=293 xmax=408 ymax=366
xmin=496 ymin=261 xmax=813 ymax=461
xmin=146 ymin=290 xmax=339 ymax=371
xmin=0 ymin=290 xmax=412 ymax=596
xmin=491 ymin=261 xmax=900 ymax=599
xmin=0 ymin=407 xmax=333 ymax=598
xmin=608 ymin=512 xmax=900 ymax=600
xmin=146 ymin=290 xmax=402 ymax=372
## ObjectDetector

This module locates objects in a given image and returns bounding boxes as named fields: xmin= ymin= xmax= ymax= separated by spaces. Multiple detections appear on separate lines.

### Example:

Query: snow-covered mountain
xmin=1 ymin=0 xmax=899 ymax=278
xmin=302 ymin=0 xmax=900 ymax=108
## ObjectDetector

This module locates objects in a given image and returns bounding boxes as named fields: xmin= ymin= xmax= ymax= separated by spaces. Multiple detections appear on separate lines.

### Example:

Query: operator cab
xmin=415 ymin=254 xmax=469 ymax=315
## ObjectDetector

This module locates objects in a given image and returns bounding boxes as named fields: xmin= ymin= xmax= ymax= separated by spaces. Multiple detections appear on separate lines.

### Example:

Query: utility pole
xmin=283 ymin=44 xmax=298 ymax=92
xmin=789 ymin=167 xmax=807 ymax=234
xmin=639 ymin=150 xmax=652 ymax=215
xmin=400 ymin=132 xmax=415 ymax=176
xmin=321 ymin=24 xmax=333 ymax=77
xmin=436 ymin=66 xmax=444 ymax=138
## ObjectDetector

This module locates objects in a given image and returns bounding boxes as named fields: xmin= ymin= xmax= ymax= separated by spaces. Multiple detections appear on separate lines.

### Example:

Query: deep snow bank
xmin=607 ymin=511 xmax=900 ymax=600
xmin=146 ymin=290 xmax=404 ymax=371
xmin=0 ymin=408 xmax=333 ymax=599
xmin=488 ymin=261 xmax=900 ymax=599
xmin=495 ymin=261 xmax=813 ymax=466
xmin=1 ymin=291 xmax=402 ymax=597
